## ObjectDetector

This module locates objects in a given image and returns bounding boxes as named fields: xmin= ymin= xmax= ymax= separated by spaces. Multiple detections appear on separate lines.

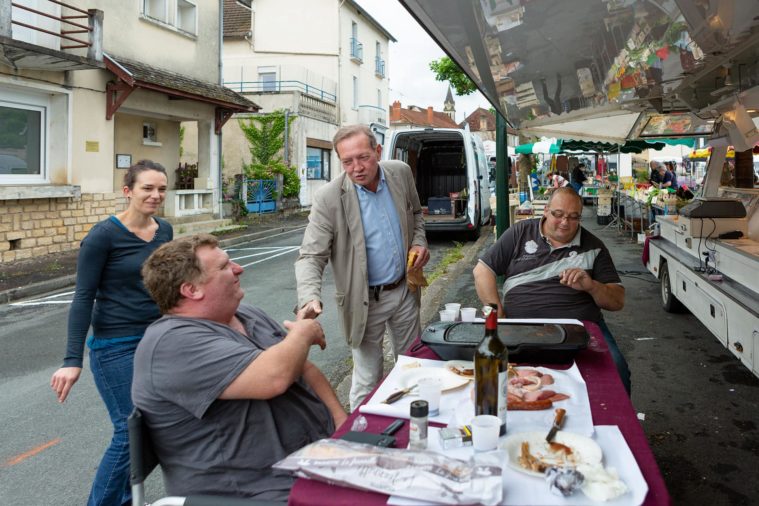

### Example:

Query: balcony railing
xmin=224 ymin=79 xmax=337 ymax=103
xmin=375 ymin=57 xmax=385 ymax=78
xmin=358 ymin=104 xmax=387 ymax=126
xmin=350 ymin=37 xmax=363 ymax=63
xmin=2 ymin=0 xmax=103 ymax=62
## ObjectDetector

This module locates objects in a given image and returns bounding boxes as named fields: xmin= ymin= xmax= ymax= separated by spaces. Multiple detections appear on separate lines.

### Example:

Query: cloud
xmin=356 ymin=0 xmax=491 ymax=123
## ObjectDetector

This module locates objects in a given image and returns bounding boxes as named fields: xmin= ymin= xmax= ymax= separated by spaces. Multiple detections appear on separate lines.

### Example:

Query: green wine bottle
xmin=474 ymin=304 xmax=508 ymax=435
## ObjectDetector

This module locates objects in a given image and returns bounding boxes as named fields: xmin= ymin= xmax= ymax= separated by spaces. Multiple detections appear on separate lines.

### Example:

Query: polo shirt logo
xmin=524 ymin=240 xmax=538 ymax=254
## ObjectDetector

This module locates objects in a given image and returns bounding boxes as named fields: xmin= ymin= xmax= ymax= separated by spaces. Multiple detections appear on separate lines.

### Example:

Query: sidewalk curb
xmin=0 ymin=273 xmax=78 ymax=305
xmin=333 ymin=228 xmax=494 ymax=408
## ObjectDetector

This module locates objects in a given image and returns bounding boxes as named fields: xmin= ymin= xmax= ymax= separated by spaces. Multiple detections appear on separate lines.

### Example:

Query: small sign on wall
xmin=116 ymin=154 xmax=132 ymax=168
xmin=85 ymin=141 xmax=99 ymax=152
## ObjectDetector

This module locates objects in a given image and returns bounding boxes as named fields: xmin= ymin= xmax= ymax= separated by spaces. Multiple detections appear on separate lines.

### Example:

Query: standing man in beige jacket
xmin=295 ymin=124 xmax=429 ymax=409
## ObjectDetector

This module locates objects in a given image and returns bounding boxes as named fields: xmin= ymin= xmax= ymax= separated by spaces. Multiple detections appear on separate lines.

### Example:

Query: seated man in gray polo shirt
xmin=133 ymin=234 xmax=346 ymax=501
xmin=473 ymin=187 xmax=631 ymax=393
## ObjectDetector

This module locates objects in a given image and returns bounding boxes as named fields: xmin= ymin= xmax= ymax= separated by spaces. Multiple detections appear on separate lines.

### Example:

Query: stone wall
xmin=0 ymin=193 xmax=126 ymax=262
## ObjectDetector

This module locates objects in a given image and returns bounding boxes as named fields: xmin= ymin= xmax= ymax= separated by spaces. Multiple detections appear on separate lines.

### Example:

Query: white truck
xmin=382 ymin=126 xmax=492 ymax=239
xmin=645 ymin=145 xmax=759 ymax=378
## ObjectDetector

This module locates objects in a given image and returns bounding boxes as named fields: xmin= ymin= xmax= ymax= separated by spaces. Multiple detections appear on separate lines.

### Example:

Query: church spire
xmin=443 ymin=85 xmax=456 ymax=120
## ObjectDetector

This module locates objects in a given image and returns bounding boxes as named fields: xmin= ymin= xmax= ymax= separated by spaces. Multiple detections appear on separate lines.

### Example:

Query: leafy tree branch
xmin=429 ymin=56 xmax=477 ymax=96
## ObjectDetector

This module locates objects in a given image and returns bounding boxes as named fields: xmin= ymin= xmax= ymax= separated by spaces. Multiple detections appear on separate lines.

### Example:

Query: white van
xmin=382 ymin=127 xmax=492 ymax=238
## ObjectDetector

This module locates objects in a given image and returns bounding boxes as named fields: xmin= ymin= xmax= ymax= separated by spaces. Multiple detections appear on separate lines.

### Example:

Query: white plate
xmin=501 ymin=431 xmax=603 ymax=477
xmin=444 ymin=360 xmax=475 ymax=379
xmin=397 ymin=367 xmax=470 ymax=392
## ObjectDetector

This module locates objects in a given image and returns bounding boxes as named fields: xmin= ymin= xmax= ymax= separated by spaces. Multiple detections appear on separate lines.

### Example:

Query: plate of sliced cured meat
xmin=507 ymin=366 xmax=571 ymax=410
xmin=454 ymin=363 xmax=595 ymax=436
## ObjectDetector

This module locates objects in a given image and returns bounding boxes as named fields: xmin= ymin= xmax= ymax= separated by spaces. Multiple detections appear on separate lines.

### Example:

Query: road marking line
xmin=231 ymin=246 xmax=300 ymax=261
xmin=239 ymin=246 xmax=300 ymax=268
xmin=9 ymin=301 xmax=72 ymax=306
xmin=10 ymin=290 xmax=75 ymax=306
xmin=227 ymin=246 xmax=298 ymax=252
xmin=3 ymin=438 xmax=62 ymax=467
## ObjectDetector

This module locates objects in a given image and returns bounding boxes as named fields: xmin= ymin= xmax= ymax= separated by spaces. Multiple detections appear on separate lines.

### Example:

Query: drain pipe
xmin=284 ymin=108 xmax=290 ymax=165
xmin=218 ymin=0 xmax=225 ymax=220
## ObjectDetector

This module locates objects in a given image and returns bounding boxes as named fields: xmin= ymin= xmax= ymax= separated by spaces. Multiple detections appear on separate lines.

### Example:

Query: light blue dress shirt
xmin=355 ymin=168 xmax=405 ymax=286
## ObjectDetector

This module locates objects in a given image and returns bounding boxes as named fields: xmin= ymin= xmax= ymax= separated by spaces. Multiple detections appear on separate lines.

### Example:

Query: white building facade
xmin=0 ymin=0 xmax=257 ymax=261
xmin=221 ymin=0 xmax=394 ymax=206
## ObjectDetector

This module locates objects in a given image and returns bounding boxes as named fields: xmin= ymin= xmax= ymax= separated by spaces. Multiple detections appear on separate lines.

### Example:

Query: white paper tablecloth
xmin=388 ymin=425 xmax=648 ymax=506
xmin=359 ymin=355 xmax=594 ymax=436
xmin=359 ymin=355 xmax=469 ymax=424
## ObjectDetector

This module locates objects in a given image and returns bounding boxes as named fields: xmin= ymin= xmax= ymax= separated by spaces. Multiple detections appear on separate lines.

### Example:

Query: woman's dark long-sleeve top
xmin=62 ymin=216 xmax=173 ymax=368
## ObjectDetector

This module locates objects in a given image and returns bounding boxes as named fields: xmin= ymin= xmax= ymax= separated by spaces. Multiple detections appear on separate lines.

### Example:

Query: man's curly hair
xmin=142 ymin=234 xmax=219 ymax=313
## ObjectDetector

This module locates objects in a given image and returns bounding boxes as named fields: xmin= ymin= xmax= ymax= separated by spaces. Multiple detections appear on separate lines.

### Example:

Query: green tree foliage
xmin=178 ymin=125 xmax=185 ymax=157
xmin=429 ymin=57 xmax=478 ymax=96
xmin=238 ymin=110 xmax=300 ymax=199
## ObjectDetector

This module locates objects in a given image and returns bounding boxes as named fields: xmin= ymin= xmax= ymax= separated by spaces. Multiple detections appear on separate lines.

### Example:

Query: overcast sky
xmin=355 ymin=0 xmax=491 ymax=123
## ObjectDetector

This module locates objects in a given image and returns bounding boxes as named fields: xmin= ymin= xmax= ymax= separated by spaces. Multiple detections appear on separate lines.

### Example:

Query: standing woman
xmin=50 ymin=160 xmax=173 ymax=506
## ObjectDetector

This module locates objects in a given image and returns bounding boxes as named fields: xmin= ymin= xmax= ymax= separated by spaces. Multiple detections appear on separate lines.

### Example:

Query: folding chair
xmin=128 ymin=408 xmax=284 ymax=506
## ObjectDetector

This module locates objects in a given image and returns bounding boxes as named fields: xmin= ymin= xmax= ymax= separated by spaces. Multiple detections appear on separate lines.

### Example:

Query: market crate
xmin=598 ymin=196 xmax=612 ymax=206
xmin=597 ymin=204 xmax=612 ymax=216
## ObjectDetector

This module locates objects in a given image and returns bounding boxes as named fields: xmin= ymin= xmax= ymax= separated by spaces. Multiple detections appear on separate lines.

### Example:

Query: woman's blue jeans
xmin=87 ymin=341 xmax=138 ymax=506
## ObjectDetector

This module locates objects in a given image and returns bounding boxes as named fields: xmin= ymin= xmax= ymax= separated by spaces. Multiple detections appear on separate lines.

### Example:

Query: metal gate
xmin=244 ymin=178 xmax=277 ymax=213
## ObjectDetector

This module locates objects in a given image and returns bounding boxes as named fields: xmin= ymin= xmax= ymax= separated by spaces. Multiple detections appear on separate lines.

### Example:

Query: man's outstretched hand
xmin=297 ymin=300 xmax=322 ymax=320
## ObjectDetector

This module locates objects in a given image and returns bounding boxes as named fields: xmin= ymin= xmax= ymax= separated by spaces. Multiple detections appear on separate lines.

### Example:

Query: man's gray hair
xmin=332 ymin=124 xmax=377 ymax=157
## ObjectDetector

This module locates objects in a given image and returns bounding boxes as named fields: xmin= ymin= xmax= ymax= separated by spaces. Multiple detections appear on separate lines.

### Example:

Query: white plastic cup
xmin=439 ymin=310 xmax=456 ymax=322
xmin=444 ymin=303 xmax=462 ymax=320
xmin=417 ymin=377 xmax=442 ymax=416
xmin=471 ymin=415 xmax=501 ymax=452
xmin=460 ymin=307 xmax=477 ymax=322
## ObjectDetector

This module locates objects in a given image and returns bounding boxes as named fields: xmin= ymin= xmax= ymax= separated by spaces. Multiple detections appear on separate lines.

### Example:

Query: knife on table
xmin=381 ymin=385 xmax=417 ymax=404
xmin=546 ymin=408 xmax=566 ymax=442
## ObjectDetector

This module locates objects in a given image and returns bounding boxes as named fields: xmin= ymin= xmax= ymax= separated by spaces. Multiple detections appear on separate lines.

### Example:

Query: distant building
xmin=389 ymin=101 xmax=458 ymax=129
xmin=219 ymin=0 xmax=395 ymax=207
xmin=459 ymin=107 xmax=496 ymax=140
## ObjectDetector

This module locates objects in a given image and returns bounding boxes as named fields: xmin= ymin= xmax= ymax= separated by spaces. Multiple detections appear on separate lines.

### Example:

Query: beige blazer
xmin=295 ymin=160 xmax=427 ymax=348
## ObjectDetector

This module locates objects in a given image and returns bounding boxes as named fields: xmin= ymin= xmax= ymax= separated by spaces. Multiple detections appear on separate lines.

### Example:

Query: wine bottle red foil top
xmin=483 ymin=304 xmax=498 ymax=330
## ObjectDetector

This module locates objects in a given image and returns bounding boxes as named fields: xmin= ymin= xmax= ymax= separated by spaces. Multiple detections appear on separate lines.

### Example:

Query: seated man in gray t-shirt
xmin=133 ymin=234 xmax=346 ymax=501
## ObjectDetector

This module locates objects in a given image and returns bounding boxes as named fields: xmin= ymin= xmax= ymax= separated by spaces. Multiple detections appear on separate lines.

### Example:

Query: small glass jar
xmin=408 ymin=400 xmax=429 ymax=450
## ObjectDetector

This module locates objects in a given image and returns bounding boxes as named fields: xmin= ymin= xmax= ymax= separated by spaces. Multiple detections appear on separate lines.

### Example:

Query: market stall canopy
xmin=562 ymin=138 xmax=695 ymax=152
xmin=399 ymin=0 xmax=759 ymax=141
xmin=519 ymin=106 xmax=641 ymax=144
xmin=515 ymin=139 xmax=560 ymax=154
xmin=515 ymin=138 xmax=695 ymax=155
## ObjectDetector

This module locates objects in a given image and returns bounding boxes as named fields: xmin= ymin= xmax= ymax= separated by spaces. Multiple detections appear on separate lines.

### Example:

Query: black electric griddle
xmin=421 ymin=321 xmax=588 ymax=363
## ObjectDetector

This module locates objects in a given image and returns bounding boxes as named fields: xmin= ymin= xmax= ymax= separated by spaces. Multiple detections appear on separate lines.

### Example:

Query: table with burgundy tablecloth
xmin=288 ymin=321 xmax=670 ymax=506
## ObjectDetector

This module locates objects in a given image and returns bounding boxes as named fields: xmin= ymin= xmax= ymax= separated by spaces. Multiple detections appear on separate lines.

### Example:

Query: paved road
xmin=0 ymin=226 xmax=461 ymax=505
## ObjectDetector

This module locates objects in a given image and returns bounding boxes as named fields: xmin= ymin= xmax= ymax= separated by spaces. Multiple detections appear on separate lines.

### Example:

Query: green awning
xmin=560 ymin=138 xmax=695 ymax=153
xmin=658 ymin=138 xmax=697 ymax=147
xmin=515 ymin=141 xmax=561 ymax=154
xmin=516 ymin=138 xmax=696 ymax=155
